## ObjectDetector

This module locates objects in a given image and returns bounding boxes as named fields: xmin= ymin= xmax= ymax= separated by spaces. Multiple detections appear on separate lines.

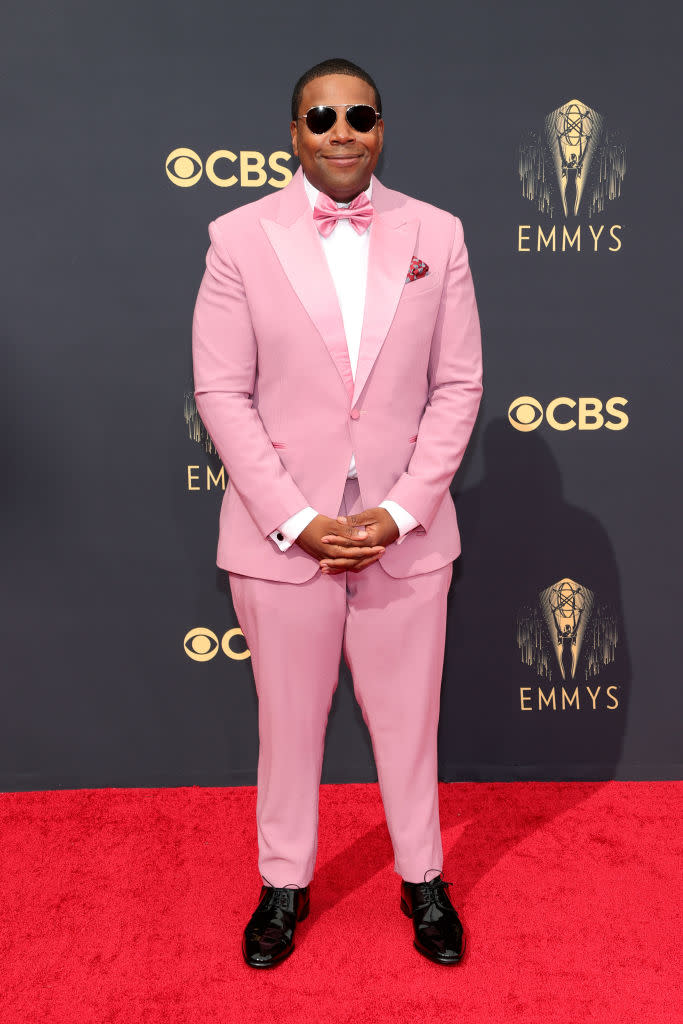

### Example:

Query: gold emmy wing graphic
xmin=517 ymin=576 xmax=618 ymax=681
xmin=185 ymin=389 xmax=216 ymax=455
xmin=519 ymin=99 xmax=626 ymax=219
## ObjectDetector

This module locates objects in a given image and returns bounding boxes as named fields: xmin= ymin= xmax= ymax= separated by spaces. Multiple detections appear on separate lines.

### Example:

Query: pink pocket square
xmin=406 ymin=257 xmax=429 ymax=283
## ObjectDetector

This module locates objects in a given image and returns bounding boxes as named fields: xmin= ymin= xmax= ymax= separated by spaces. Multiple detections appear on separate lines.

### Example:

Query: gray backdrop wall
xmin=3 ymin=0 xmax=681 ymax=790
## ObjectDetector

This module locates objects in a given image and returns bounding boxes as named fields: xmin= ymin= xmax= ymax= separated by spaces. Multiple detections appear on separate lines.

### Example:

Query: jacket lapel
xmin=352 ymin=187 xmax=418 ymax=406
xmin=260 ymin=168 xmax=354 ymax=401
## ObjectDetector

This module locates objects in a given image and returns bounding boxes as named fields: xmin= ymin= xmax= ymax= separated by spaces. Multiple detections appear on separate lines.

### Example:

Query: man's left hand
xmin=319 ymin=507 xmax=400 ymax=574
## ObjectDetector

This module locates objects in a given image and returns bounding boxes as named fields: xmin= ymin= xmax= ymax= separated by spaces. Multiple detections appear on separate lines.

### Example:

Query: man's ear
xmin=290 ymin=121 xmax=299 ymax=157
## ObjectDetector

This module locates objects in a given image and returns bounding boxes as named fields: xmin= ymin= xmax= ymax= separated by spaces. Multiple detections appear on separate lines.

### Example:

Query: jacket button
xmin=350 ymin=409 xmax=360 ymax=420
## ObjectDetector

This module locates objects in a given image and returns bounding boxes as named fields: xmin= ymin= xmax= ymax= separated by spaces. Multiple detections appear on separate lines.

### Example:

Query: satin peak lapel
xmin=352 ymin=210 xmax=418 ymax=407
xmin=259 ymin=211 xmax=354 ymax=401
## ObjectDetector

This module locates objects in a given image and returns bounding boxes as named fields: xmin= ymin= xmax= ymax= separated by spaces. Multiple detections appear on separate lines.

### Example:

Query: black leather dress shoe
xmin=242 ymin=884 xmax=310 ymax=968
xmin=400 ymin=873 xmax=466 ymax=964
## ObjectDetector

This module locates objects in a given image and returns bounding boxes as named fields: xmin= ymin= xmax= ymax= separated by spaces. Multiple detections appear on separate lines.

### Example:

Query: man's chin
xmin=315 ymin=167 xmax=371 ymax=199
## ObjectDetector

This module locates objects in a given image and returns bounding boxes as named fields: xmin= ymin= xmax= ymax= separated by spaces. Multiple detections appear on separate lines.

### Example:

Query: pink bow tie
xmin=313 ymin=191 xmax=374 ymax=237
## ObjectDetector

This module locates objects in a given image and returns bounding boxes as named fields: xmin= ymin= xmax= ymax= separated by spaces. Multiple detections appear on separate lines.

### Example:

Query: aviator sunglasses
xmin=297 ymin=103 xmax=381 ymax=135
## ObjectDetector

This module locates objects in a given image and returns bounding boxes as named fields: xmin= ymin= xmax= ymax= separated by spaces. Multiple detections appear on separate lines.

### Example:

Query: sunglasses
xmin=297 ymin=103 xmax=381 ymax=135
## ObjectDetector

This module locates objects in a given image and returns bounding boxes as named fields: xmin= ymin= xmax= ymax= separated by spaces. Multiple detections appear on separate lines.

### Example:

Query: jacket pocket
xmin=401 ymin=274 xmax=442 ymax=301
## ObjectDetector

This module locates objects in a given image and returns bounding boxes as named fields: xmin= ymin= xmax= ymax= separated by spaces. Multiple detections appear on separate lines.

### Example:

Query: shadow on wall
xmin=439 ymin=417 xmax=632 ymax=781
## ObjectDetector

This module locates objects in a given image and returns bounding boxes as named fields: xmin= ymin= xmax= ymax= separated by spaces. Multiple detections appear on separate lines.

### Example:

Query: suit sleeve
xmin=381 ymin=216 xmax=483 ymax=532
xmin=269 ymin=506 xmax=319 ymax=551
xmin=192 ymin=221 xmax=311 ymax=538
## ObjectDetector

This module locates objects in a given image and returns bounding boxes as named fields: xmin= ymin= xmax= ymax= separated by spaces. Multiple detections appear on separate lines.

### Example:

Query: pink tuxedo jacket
xmin=192 ymin=165 xmax=482 ymax=583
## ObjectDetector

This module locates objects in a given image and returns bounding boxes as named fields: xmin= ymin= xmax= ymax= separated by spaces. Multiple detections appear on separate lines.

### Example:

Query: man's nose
xmin=329 ymin=112 xmax=354 ymax=143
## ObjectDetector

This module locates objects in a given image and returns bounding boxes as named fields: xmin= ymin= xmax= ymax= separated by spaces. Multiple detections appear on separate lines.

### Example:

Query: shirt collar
xmin=303 ymin=171 xmax=373 ymax=210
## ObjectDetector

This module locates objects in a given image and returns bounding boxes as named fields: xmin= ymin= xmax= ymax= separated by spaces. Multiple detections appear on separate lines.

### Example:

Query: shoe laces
xmin=261 ymin=880 xmax=304 ymax=912
xmin=266 ymin=889 xmax=295 ymax=910
xmin=412 ymin=872 xmax=452 ymax=911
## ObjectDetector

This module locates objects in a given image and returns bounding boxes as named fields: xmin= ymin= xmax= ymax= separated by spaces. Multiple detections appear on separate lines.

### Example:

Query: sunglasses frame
xmin=297 ymin=103 xmax=382 ymax=135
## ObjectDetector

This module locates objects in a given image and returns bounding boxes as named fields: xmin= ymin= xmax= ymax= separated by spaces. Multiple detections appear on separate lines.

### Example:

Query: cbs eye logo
xmin=508 ymin=396 xmax=629 ymax=432
xmin=183 ymin=627 xmax=250 ymax=662
xmin=165 ymin=148 xmax=292 ymax=189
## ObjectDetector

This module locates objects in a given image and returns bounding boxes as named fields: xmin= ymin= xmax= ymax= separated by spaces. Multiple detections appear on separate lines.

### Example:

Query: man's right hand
xmin=295 ymin=514 xmax=385 ymax=573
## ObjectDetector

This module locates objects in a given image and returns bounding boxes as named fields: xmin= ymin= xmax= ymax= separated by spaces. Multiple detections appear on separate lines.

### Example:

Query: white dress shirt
xmin=268 ymin=172 xmax=419 ymax=552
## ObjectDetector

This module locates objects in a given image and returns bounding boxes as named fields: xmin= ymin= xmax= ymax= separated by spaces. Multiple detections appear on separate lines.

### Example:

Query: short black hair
xmin=291 ymin=57 xmax=382 ymax=122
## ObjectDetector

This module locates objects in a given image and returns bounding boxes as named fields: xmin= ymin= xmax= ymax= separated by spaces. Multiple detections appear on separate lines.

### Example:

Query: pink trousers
xmin=227 ymin=476 xmax=453 ymax=887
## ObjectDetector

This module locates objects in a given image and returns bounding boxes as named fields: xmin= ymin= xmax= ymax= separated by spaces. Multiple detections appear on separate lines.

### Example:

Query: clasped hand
xmin=295 ymin=509 xmax=400 ymax=575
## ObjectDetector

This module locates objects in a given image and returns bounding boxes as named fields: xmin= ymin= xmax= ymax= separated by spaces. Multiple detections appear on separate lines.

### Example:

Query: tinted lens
xmin=305 ymin=106 xmax=337 ymax=134
xmin=346 ymin=105 xmax=378 ymax=132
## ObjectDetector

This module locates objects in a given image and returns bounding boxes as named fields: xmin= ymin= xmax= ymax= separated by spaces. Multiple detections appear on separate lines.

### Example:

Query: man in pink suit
xmin=192 ymin=58 xmax=482 ymax=967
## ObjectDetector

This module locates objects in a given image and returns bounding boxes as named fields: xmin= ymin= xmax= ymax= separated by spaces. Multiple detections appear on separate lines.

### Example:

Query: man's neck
xmin=302 ymin=171 xmax=373 ymax=209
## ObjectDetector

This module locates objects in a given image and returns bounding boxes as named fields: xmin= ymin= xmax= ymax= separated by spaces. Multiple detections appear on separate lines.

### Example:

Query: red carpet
xmin=1 ymin=781 xmax=680 ymax=1023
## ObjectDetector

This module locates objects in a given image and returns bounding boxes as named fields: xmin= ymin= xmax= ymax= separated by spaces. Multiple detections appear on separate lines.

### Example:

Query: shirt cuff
xmin=269 ymin=506 xmax=318 ymax=552
xmin=379 ymin=500 xmax=420 ymax=546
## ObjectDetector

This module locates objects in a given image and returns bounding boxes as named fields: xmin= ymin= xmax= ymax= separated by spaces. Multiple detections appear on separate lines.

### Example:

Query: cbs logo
xmin=508 ymin=396 xmax=629 ymax=432
xmin=183 ymin=627 xmax=250 ymax=662
xmin=166 ymin=148 xmax=292 ymax=189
